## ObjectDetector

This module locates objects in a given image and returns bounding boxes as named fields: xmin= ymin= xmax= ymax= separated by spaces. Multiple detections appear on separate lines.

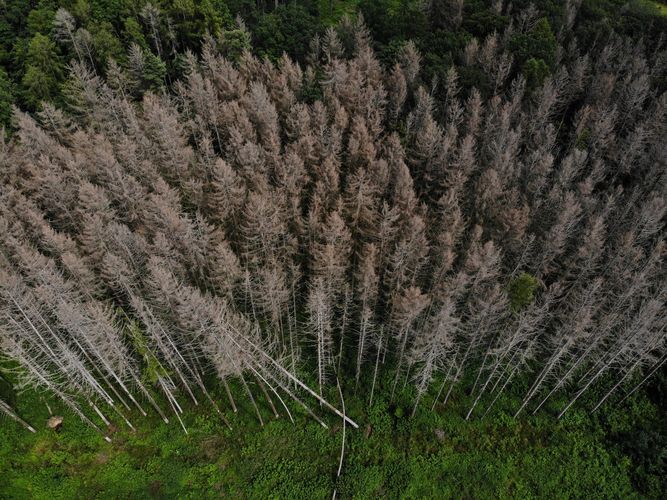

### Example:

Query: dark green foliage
xmin=522 ymin=57 xmax=550 ymax=91
xmin=462 ymin=7 xmax=510 ymax=37
xmin=418 ymin=28 xmax=470 ymax=82
xmin=575 ymin=0 xmax=667 ymax=51
xmin=21 ymin=33 xmax=63 ymax=109
xmin=616 ymin=428 xmax=666 ymax=496
xmin=1 ymin=0 xmax=665 ymax=117
xmin=0 ymin=67 xmax=13 ymax=127
xmin=508 ymin=272 xmax=540 ymax=312
xmin=165 ymin=0 xmax=233 ymax=49
xmin=217 ymin=26 xmax=252 ymax=62
xmin=26 ymin=2 xmax=57 ymax=37
xmin=140 ymin=48 xmax=167 ymax=92
xmin=575 ymin=127 xmax=593 ymax=150
xmin=90 ymin=21 xmax=124 ymax=70
xmin=253 ymin=3 xmax=321 ymax=62
xmin=0 ymin=371 xmax=15 ymax=405
xmin=509 ymin=17 xmax=558 ymax=68
xmin=457 ymin=64 xmax=491 ymax=95
xmin=127 ymin=321 xmax=169 ymax=384
xmin=359 ymin=0 xmax=428 ymax=44
xmin=299 ymin=69 xmax=325 ymax=103
xmin=123 ymin=17 xmax=148 ymax=49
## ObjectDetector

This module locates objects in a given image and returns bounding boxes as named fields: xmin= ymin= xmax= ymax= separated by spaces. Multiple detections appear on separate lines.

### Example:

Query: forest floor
xmin=0 ymin=372 xmax=664 ymax=499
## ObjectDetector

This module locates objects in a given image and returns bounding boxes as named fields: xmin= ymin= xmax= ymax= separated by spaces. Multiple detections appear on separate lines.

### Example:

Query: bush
xmin=508 ymin=272 xmax=540 ymax=312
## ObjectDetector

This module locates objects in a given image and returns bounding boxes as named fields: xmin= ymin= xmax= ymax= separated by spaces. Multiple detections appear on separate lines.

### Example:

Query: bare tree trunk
xmin=391 ymin=326 xmax=410 ymax=400
xmin=591 ymin=363 xmax=637 ymax=413
xmin=256 ymin=364 xmax=328 ymax=428
xmin=617 ymin=354 xmax=667 ymax=406
xmin=90 ymin=400 xmax=112 ymax=427
xmin=333 ymin=376 xmax=346 ymax=500
xmin=250 ymin=365 xmax=293 ymax=424
xmin=557 ymin=354 xmax=616 ymax=419
xmin=369 ymin=334 xmax=383 ymax=408
xmin=515 ymin=343 xmax=568 ymax=417
xmin=482 ymin=363 xmax=520 ymax=419
xmin=444 ymin=342 xmax=477 ymax=406
xmin=240 ymin=372 xmax=264 ymax=426
xmin=470 ymin=337 xmax=495 ymax=396
xmin=131 ymin=373 xmax=169 ymax=423
xmin=223 ymin=378 xmax=238 ymax=413
xmin=337 ymin=287 xmax=351 ymax=373
xmin=159 ymin=378 xmax=188 ymax=434
xmin=355 ymin=313 xmax=369 ymax=389
xmin=466 ymin=344 xmax=517 ymax=420
xmin=255 ymin=373 xmax=280 ymax=418
xmin=431 ymin=355 xmax=456 ymax=410
xmin=0 ymin=399 xmax=36 ymax=433
xmin=533 ymin=340 xmax=600 ymax=414
xmin=232 ymin=334 xmax=359 ymax=428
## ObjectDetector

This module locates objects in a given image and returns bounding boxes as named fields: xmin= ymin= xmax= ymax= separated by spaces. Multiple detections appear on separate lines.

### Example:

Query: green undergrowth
xmin=0 ymin=371 xmax=664 ymax=499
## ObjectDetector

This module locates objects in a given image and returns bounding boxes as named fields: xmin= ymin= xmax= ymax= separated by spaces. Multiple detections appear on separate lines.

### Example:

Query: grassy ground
xmin=0 ymin=371 xmax=664 ymax=499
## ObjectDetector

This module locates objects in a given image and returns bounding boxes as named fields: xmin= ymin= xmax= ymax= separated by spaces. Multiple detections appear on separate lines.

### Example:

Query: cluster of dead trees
xmin=0 ymin=12 xmax=665 ymax=438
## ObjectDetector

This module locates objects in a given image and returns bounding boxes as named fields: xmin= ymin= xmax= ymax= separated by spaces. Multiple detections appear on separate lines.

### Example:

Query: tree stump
xmin=47 ymin=416 xmax=63 ymax=432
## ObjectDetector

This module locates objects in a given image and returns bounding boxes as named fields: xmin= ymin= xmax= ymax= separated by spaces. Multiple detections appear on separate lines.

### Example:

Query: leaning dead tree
xmin=0 ymin=397 xmax=36 ymax=433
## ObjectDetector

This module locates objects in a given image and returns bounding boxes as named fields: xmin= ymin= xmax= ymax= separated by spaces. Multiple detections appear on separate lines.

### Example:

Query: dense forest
xmin=1 ymin=0 xmax=666 ymax=498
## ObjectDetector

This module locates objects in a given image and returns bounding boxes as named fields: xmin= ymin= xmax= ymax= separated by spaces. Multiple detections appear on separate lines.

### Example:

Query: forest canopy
xmin=0 ymin=0 xmax=666 ymax=498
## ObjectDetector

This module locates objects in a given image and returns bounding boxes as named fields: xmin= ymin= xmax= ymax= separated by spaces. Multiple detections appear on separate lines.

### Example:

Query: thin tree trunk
xmin=482 ymin=363 xmax=520 ymax=419
xmin=90 ymin=400 xmax=112 ymax=427
xmin=617 ymin=354 xmax=667 ymax=406
xmin=258 ymin=365 xmax=327 ymax=428
xmin=160 ymin=378 xmax=188 ymax=434
xmin=255 ymin=373 xmax=279 ymax=418
xmin=355 ymin=313 xmax=368 ymax=389
xmin=0 ymin=399 xmax=36 ymax=433
xmin=431 ymin=355 xmax=456 ymax=410
xmin=240 ymin=372 xmax=264 ymax=426
xmin=228 ymin=331 xmax=359 ymax=428
xmin=391 ymin=326 xmax=410 ymax=400
xmin=250 ymin=365 xmax=293 ymax=424
xmin=466 ymin=350 xmax=510 ymax=421
xmin=591 ymin=363 xmax=637 ymax=413
xmin=444 ymin=342 xmax=476 ymax=406
xmin=333 ymin=376 xmax=346 ymax=500
xmin=369 ymin=334 xmax=382 ymax=408
xmin=132 ymin=373 xmax=169 ymax=423
xmin=222 ymin=378 xmax=238 ymax=413
xmin=470 ymin=337 xmax=495 ymax=396
xmin=337 ymin=288 xmax=351 ymax=373
xmin=515 ymin=343 xmax=568 ymax=417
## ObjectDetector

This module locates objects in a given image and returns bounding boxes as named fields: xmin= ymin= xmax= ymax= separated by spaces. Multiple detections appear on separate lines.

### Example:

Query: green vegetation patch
xmin=1 ymin=380 xmax=663 ymax=499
